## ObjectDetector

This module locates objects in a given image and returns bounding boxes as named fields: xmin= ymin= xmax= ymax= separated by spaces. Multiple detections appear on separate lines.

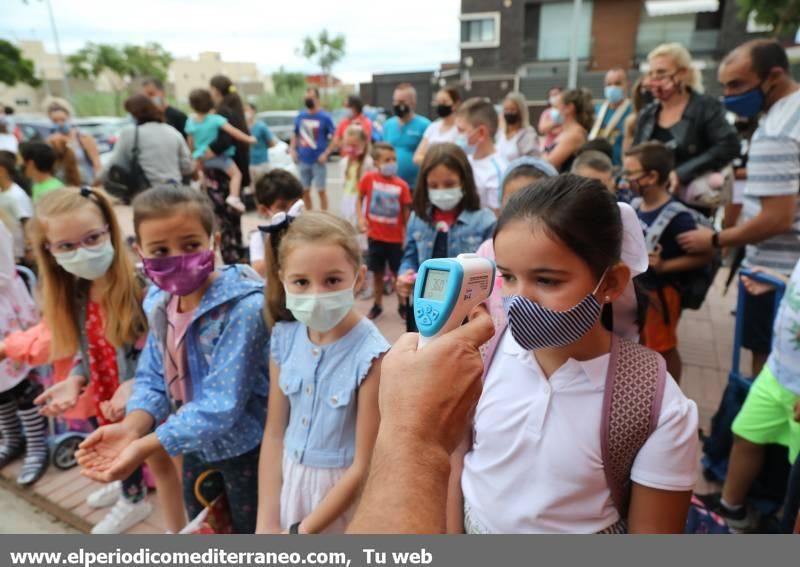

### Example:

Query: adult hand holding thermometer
xmin=413 ymin=253 xmax=495 ymax=349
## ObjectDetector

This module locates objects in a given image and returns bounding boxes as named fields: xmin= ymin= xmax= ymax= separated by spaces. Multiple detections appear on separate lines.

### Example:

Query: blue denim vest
xmin=273 ymin=319 xmax=389 ymax=468
xmin=399 ymin=208 xmax=497 ymax=274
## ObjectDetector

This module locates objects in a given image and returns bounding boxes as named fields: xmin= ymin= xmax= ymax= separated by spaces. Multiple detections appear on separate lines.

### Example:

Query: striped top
xmin=742 ymin=89 xmax=800 ymax=274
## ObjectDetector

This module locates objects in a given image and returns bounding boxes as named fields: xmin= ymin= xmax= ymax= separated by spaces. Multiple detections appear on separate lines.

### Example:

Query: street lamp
xmin=43 ymin=0 xmax=72 ymax=102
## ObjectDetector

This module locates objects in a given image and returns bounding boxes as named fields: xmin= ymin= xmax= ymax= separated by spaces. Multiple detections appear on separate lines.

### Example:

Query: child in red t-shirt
xmin=357 ymin=142 xmax=413 ymax=320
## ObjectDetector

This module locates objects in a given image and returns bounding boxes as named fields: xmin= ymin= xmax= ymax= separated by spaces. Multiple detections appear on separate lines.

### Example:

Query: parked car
xmin=255 ymin=111 xmax=298 ymax=144
xmin=15 ymin=118 xmax=53 ymax=143
xmin=74 ymin=117 xmax=129 ymax=154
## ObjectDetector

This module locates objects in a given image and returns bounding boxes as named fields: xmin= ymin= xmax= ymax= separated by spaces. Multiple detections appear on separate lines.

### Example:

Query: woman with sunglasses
xmin=633 ymin=43 xmax=738 ymax=206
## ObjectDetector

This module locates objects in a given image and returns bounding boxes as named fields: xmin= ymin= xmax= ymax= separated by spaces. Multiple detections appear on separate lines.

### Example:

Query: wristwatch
xmin=289 ymin=522 xmax=302 ymax=534
xmin=711 ymin=231 xmax=721 ymax=249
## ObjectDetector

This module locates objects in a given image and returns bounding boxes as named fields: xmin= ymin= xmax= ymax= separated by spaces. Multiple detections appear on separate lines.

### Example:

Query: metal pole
xmin=44 ymin=0 xmax=72 ymax=102
xmin=567 ymin=0 xmax=582 ymax=89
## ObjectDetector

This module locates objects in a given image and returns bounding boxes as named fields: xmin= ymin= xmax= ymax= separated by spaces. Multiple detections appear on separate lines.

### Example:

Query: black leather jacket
xmin=633 ymin=90 xmax=739 ymax=185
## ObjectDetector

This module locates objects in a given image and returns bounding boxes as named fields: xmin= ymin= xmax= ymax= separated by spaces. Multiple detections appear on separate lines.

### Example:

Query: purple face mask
xmin=142 ymin=249 xmax=215 ymax=296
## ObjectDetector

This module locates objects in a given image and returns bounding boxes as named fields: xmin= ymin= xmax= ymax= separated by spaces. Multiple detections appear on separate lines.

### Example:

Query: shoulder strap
xmin=643 ymin=201 xmax=684 ymax=254
xmin=132 ymin=125 xmax=140 ymax=157
xmin=601 ymin=336 xmax=666 ymax=519
xmin=590 ymin=102 xmax=610 ymax=140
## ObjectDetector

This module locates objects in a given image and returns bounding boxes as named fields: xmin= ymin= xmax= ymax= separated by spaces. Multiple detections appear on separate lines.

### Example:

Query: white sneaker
xmin=91 ymin=497 xmax=153 ymax=534
xmin=86 ymin=481 xmax=122 ymax=509
xmin=225 ymin=195 xmax=246 ymax=213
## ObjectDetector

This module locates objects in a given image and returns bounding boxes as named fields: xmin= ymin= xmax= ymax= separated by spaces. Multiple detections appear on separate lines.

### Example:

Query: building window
xmin=460 ymin=12 xmax=501 ymax=49
xmin=636 ymin=8 xmax=720 ymax=56
xmin=537 ymin=1 xmax=594 ymax=61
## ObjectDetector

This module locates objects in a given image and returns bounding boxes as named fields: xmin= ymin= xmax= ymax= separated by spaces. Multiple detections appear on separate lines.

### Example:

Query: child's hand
xmin=100 ymin=381 xmax=134 ymax=423
xmin=34 ymin=375 xmax=84 ymax=417
xmin=318 ymin=153 xmax=328 ymax=165
xmin=357 ymin=218 xmax=368 ymax=233
xmin=741 ymin=267 xmax=785 ymax=296
xmin=648 ymin=245 xmax=664 ymax=273
xmin=76 ymin=423 xmax=143 ymax=483
xmin=247 ymin=135 xmax=257 ymax=145
xmin=793 ymin=400 xmax=800 ymax=423
xmin=396 ymin=270 xmax=416 ymax=300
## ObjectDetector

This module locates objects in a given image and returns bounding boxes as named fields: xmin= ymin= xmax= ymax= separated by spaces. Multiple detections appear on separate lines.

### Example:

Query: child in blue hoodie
xmin=76 ymin=184 xmax=270 ymax=534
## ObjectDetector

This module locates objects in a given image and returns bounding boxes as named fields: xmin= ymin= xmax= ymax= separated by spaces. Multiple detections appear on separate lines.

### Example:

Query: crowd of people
xmin=0 ymin=37 xmax=797 ymax=536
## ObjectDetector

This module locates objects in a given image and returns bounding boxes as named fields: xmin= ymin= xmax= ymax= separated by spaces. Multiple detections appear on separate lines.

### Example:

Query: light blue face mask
xmin=455 ymin=133 xmax=477 ymax=156
xmin=54 ymin=240 xmax=115 ymax=281
xmin=605 ymin=85 xmax=625 ymax=104
xmin=549 ymin=108 xmax=564 ymax=125
xmin=285 ymin=282 xmax=356 ymax=332
xmin=379 ymin=162 xmax=398 ymax=177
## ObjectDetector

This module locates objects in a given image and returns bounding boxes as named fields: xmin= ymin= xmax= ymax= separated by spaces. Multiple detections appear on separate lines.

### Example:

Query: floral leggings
xmin=182 ymin=445 xmax=260 ymax=534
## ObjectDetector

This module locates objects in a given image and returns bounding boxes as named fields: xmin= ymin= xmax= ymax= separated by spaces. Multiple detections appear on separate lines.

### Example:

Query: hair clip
xmin=80 ymin=186 xmax=93 ymax=198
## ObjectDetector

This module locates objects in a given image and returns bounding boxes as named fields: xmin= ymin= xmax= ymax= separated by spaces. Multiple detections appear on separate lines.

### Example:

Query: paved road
xmin=0 ymin=485 xmax=79 ymax=534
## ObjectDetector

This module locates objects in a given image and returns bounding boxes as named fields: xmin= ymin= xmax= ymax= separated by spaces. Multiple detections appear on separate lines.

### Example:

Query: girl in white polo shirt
xmin=451 ymin=174 xmax=698 ymax=534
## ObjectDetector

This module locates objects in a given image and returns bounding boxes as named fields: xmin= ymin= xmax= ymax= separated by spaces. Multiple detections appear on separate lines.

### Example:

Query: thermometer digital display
xmin=413 ymin=253 xmax=495 ymax=348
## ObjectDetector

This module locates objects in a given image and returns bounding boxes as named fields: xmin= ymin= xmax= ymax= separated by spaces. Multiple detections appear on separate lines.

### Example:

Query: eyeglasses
xmin=646 ymin=70 xmax=678 ymax=82
xmin=46 ymin=226 xmax=110 ymax=259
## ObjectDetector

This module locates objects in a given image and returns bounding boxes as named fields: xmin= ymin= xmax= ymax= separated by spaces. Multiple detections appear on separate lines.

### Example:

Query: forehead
xmin=719 ymin=53 xmax=755 ymax=82
xmin=393 ymin=88 xmax=412 ymax=100
xmin=649 ymin=55 xmax=677 ymax=71
xmin=427 ymin=163 xmax=461 ymax=182
xmin=45 ymin=205 xmax=104 ymax=242
xmin=283 ymin=240 xmax=355 ymax=271
xmin=606 ymin=70 xmax=626 ymax=83
xmin=495 ymin=219 xmax=584 ymax=270
xmin=142 ymin=84 xmax=162 ymax=94
xmin=138 ymin=209 xmax=208 ymax=242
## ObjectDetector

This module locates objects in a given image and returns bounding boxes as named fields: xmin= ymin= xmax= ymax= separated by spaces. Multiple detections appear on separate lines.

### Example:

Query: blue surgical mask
xmin=379 ymin=162 xmax=398 ymax=177
xmin=723 ymin=84 xmax=765 ymax=118
xmin=151 ymin=96 xmax=163 ymax=108
xmin=455 ymin=134 xmax=477 ymax=156
xmin=605 ymin=85 xmax=625 ymax=104
xmin=54 ymin=240 xmax=115 ymax=281
xmin=285 ymin=284 xmax=356 ymax=333
xmin=502 ymin=272 xmax=606 ymax=350
xmin=549 ymin=108 xmax=564 ymax=125
xmin=428 ymin=187 xmax=463 ymax=211
xmin=51 ymin=122 xmax=71 ymax=135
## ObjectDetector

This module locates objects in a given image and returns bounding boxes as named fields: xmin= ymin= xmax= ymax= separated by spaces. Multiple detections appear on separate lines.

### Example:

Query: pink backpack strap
xmin=601 ymin=335 xmax=666 ymax=519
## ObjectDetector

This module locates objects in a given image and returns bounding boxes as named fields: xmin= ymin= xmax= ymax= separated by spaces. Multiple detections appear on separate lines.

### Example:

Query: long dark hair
xmin=412 ymin=143 xmax=481 ymax=223
xmin=210 ymin=74 xmax=245 ymax=118
xmin=495 ymin=174 xmax=622 ymax=279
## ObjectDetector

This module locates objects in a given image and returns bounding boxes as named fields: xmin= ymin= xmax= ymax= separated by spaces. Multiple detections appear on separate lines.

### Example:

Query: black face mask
xmin=503 ymin=112 xmax=520 ymax=125
xmin=304 ymin=98 xmax=315 ymax=110
xmin=393 ymin=104 xmax=410 ymax=118
xmin=436 ymin=104 xmax=453 ymax=118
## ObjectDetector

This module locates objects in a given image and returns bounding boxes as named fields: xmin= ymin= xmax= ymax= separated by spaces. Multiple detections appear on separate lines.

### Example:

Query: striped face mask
xmin=502 ymin=272 xmax=606 ymax=351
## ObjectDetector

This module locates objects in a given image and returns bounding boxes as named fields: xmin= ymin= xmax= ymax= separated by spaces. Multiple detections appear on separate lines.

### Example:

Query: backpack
xmin=481 ymin=317 xmax=666 ymax=521
xmin=633 ymin=198 xmax=721 ymax=310
xmin=105 ymin=125 xmax=150 ymax=204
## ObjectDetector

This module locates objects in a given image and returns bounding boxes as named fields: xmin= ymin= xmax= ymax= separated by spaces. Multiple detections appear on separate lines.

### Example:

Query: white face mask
xmin=54 ymin=240 xmax=115 ymax=281
xmin=285 ymin=283 xmax=356 ymax=332
xmin=428 ymin=187 xmax=463 ymax=211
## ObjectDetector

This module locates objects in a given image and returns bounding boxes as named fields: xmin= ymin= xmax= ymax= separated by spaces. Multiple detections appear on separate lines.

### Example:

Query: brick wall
xmin=590 ymin=0 xmax=642 ymax=71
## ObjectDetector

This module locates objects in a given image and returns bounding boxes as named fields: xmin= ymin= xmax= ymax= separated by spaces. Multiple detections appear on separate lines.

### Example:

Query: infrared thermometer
xmin=413 ymin=253 xmax=496 ymax=349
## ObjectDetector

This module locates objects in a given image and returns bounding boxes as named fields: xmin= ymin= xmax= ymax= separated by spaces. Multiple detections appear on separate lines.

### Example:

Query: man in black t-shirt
xmin=141 ymin=77 xmax=187 ymax=139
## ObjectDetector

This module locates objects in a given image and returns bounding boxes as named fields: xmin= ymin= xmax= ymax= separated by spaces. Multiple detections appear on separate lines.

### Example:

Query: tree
xmin=0 ymin=39 xmax=41 ymax=87
xmin=737 ymin=0 xmax=800 ymax=38
xmin=67 ymin=42 xmax=173 ymax=82
xmin=298 ymin=30 xmax=346 ymax=87
xmin=272 ymin=66 xmax=307 ymax=94
xmin=67 ymin=42 xmax=172 ymax=114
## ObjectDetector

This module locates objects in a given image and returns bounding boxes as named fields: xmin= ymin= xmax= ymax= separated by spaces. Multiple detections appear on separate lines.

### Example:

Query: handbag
xmin=105 ymin=125 xmax=150 ymax=203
